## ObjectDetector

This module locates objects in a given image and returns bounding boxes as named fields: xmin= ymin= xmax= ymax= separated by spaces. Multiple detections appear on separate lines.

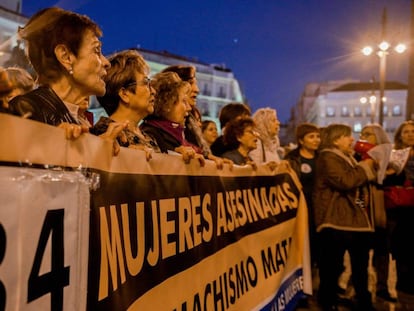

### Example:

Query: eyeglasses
xmin=124 ymin=77 xmax=152 ymax=89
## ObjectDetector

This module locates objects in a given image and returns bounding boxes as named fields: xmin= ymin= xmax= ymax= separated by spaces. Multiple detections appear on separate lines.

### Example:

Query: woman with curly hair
xmin=140 ymin=72 xmax=204 ymax=165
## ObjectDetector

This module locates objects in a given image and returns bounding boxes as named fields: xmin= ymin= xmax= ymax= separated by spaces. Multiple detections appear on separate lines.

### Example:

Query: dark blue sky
xmin=22 ymin=0 xmax=411 ymax=122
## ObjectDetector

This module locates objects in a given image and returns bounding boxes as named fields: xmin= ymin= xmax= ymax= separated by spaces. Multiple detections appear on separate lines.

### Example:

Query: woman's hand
xmin=99 ymin=121 xmax=128 ymax=156
xmin=175 ymin=146 xmax=205 ymax=166
xmin=207 ymin=154 xmax=233 ymax=170
xmin=129 ymin=144 xmax=153 ymax=161
xmin=246 ymin=160 xmax=257 ymax=170
xmin=58 ymin=122 xmax=89 ymax=139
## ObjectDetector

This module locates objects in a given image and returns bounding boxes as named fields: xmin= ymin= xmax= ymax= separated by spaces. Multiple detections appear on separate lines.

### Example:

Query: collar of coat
xmin=320 ymin=148 xmax=358 ymax=168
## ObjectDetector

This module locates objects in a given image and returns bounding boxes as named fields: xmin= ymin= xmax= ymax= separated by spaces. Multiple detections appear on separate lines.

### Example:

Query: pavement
xmin=295 ymin=252 xmax=414 ymax=310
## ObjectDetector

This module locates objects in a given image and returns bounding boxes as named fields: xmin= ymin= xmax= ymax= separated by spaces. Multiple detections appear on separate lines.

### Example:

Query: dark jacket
xmin=8 ymin=86 xmax=78 ymax=125
xmin=313 ymin=148 xmax=376 ymax=232
xmin=140 ymin=116 xmax=182 ymax=153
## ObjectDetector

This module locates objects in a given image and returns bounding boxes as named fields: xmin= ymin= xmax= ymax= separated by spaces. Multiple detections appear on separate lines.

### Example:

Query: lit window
xmin=354 ymin=106 xmax=362 ymax=116
xmin=392 ymin=105 xmax=401 ymax=116
xmin=326 ymin=106 xmax=335 ymax=117
xmin=354 ymin=123 xmax=362 ymax=132
xmin=341 ymin=106 xmax=350 ymax=117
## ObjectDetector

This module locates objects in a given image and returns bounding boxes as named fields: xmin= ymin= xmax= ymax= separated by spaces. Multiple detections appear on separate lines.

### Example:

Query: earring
xmin=69 ymin=68 xmax=73 ymax=75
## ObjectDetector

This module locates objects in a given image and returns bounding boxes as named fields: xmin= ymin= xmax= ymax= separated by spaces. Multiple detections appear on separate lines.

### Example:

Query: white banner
xmin=0 ymin=167 xmax=90 ymax=311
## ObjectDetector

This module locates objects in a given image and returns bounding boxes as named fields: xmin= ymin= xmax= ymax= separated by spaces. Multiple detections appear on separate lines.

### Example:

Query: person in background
xmin=384 ymin=120 xmax=414 ymax=296
xmin=313 ymin=124 xmax=377 ymax=311
xmin=355 ymin=124 xmax=397 ymax=302
xmin=201 ymin=120 xmax=218 ymax=147
xmin=285 ymin=123 xmax=320 ymax=266
xmin=8 ymin=7 xmax=126 ymax=150
xmin=90 ymin=49 xmax=159 ymax=160
xmin=210 ymin=102 xmax=251 ymax=157
xmin=140 ymin=71 xmax=204 ymax=165
xmin=221 ymin=116 xmax=258 ymax=167
xmin=250 ymin=107 xmax=281 ymax=169
xmin=3 ymin=67 xmax=36 ymax=106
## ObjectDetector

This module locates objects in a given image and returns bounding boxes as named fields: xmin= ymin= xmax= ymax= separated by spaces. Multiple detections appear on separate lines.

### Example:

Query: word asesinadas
xmin=98 ymin=183 xmax=298 ymax=300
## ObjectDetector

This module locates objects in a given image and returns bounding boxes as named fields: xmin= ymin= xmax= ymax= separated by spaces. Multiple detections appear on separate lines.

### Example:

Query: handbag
xmin=384 ymin=180 xmax=414 ymax=209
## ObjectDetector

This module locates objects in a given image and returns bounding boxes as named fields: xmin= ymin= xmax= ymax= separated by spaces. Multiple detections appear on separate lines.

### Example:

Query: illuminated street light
xmin=361 ymin=9 xmax=407 ymax=125
xmin=360 ymin=92 xmax=379 ymax=124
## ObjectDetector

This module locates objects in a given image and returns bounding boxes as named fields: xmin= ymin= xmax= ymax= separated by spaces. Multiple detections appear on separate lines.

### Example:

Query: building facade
xmin=0 ymin=2 xmax=26 ymax=66
xmin=306 ymin=81 xmax=407 ymax=138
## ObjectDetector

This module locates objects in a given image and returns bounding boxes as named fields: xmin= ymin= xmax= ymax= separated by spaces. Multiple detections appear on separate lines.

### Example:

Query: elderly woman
xmin=8 ymin=7 xmax=125 ymax=146
xmin=221 ymin=116 xmax=258 ymax=167
xmin=90 ymin=49 xmax=159 ymax=160
xmin=162 ymin=65 xmax=230 ymax=168
xmin=140 ymin=72 xmax=204 ymax=165
xmin=249 ymin=107 xmax=282 ymax=164
xmin=314 ymin=124 xmax=377 ymax=311
xmin=352 ymin=123 xmax=398 ymax=302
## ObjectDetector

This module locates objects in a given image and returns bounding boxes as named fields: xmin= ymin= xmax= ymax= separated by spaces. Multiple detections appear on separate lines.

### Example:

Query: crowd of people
xmin=1 ymin=6 xmax=414 ymax=311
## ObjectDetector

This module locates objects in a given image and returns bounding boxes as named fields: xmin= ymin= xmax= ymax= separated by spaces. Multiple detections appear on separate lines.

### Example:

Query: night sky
xmin=22 ymin=0 xmax=411 ymax=122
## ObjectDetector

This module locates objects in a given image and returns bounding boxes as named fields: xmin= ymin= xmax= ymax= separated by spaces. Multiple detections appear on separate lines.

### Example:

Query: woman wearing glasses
xmin=91 ymin=49 xmax=160 ymax=160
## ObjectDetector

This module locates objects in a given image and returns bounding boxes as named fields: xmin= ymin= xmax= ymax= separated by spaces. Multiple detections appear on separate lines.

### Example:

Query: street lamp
xmin=360 ymin=93 xmax=377 ymax=124
xmin=361 ymin=9 xmax=407 ymax=126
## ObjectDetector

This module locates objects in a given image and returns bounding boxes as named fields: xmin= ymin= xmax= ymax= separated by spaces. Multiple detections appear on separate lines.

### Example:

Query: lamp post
xmin=360 ymin=92 xmax=377 ymax=124
xmin=361 ymin=8 xmax=407 ymax=126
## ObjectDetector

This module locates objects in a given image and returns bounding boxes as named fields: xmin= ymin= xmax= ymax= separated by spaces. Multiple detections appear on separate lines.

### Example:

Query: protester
xmin=313 ymin=123 xmax=377 ymax=311
xmin=210 ymin=102 xmax=251 ymax=157
xmin=90 ymin=49 xmax=160 ymax=160
xmin=2 ymin=67 xmax=35 ymax=106
xmin=140 ymin=71 xmax=204 ymax=165
xmin=354 ymin=124 xmax=397 ymax=302
xmin=162 ymin=65 xmax=230 ymax=168
xmin=384 ymin=120 xmax=414 ymax=296
xmin=285 ymin=123 xmax=320 ymax=263
xmin=161 ymin=66 xmax=203 ymax=147
xmin=201 ymin=120 xmax=218 ymax=147
xmin=250 ymin=107 xmax=282 ymax=169
xmin=7 ymin=7 xmax=126 ymax=153
xmin=221 ymin=116 xmax=258 ymax=167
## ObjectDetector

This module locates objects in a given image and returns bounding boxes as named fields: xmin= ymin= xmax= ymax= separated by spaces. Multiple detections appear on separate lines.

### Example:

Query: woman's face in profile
xmin=70 ymin=29 xmax=110 ymax=97
xmin=401 ymin=124 xmax=414 ymax=148
xmin=166 ymin=85 xmax=191 ymax=125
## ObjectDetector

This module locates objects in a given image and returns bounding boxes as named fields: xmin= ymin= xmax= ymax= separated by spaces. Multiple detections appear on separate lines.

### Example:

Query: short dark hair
xmin=218 ymin=102 xmax=251 ymax=129
xmin=18 ymin=7 xmax=102 ymax=85
xmin=223 ymin=116 xmax=255 ymax=149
